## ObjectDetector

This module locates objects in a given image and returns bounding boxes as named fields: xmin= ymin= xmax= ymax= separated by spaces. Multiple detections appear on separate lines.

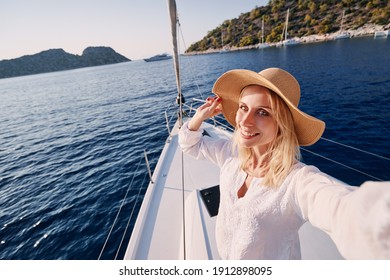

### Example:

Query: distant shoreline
xmin=0 ymin=46 xmax=130 ymax=79
xmin=185 ymin=24 xmax=388 ymax=55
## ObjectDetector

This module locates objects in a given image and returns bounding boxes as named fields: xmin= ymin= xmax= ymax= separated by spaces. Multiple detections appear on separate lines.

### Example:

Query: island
xmin=0 ymin=46 xmax=131 ymax=79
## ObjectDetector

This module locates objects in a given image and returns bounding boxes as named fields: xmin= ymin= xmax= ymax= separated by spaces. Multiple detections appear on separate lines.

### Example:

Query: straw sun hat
xmin=212 ymin=67 xmax=325 ymax=146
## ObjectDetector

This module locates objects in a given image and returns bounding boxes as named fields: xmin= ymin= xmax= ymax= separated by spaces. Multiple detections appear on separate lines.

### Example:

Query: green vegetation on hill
xmin=0 ymin=47 xmax=130 ymax=79
xmin=187 ymin=0 xmax=389 ymax=52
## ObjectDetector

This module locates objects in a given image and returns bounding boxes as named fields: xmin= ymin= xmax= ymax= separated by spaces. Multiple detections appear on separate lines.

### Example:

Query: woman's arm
xmin=293 ymin=166 xmax=390 ymax=259
xmin=188 ymin=96 xmax=222 ymax=131
xmin=178 ymin=121 xmax=231 ymax=168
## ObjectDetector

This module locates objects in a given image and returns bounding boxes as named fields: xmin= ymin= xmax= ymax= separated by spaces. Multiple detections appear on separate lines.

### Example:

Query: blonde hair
xmin=232 ymin=88 xmax=301 ymax=187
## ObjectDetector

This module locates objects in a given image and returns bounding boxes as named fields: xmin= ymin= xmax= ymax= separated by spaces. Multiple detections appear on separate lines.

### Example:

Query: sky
xmin=1 ymin=0 xmax=269 ymax=61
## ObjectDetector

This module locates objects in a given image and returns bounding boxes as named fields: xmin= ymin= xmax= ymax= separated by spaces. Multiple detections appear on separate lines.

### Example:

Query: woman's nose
xmin=241 ymin=112 xmax=254 ymax=126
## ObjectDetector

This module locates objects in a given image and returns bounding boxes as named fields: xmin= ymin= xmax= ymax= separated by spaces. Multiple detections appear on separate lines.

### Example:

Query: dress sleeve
xmin=293 ymin=165 xmax=390 ymax=259
xmin=178 ymin=120 xmax=231 ymax=168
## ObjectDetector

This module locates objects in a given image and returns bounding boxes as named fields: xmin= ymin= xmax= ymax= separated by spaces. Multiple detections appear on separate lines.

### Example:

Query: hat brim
xmin=212 ymin=69 xmax=325 ymax=146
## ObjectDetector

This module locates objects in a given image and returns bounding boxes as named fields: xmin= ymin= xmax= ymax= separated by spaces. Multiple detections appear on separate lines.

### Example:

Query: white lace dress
xmin=178 ymin=121 xmax=390 ymax=260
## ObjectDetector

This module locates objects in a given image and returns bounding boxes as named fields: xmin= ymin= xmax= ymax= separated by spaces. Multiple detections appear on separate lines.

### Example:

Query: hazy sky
xmin=1 ymin=0 xmax=268 ymax=61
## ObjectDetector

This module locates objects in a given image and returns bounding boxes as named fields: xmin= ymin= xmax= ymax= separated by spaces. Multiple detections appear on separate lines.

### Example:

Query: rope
xmin=97 ymin=154 xmax=144 ymax=260
xmin=168 ymin=0 xmax=187 ymax=259
xmin=114 ymin=171 xmax=148 ymax=259
xmin=320 ymin=137 xmax=390 ymax=161
xmin=301 ymin=148 xmax=384 ymax=181
xmin=177 ymin=22 xmax=204 ymax=100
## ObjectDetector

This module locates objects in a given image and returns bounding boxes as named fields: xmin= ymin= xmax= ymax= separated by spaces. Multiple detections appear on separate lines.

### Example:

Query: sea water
xmin=0 ymin=36 xmax=389 ymax=259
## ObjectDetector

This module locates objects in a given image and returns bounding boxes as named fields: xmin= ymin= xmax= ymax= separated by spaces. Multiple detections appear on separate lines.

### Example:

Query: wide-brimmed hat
xmin=212 ymin=67 xmax=325 ymax=146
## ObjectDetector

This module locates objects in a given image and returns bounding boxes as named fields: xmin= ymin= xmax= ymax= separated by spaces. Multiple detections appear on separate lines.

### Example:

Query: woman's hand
xmin=188 ymin=96 xmax=222 ymax=131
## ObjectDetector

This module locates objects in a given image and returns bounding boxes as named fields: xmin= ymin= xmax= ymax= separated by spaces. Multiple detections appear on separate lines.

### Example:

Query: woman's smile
xmin=240 ymin=129 xmax=260 ymax=139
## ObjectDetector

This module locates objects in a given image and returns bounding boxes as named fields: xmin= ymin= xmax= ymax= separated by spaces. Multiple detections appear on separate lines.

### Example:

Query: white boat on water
xmin=334 ymin=10 xmax=350 ymax=40
xmin=374 ymin=30 xmax=389 ymax=38
xmin=122 ymin=0 xmax=346 ymax=260
xmin=219 ymin=29 xmax=231 ymax=53
xmin=334 ymin=32 xmax=350 ymax=40
xmin=144 ymin=53 xmax=172 ymax=62
xmin=257 ymin=17 xmax=270 ymax=49
xmin=277 ymin=8 xmax=300 ymax=47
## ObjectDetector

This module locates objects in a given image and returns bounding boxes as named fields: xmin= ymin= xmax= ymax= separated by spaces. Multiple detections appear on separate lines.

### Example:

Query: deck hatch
xmin=199 ymin=185 xmax=220 ymax=217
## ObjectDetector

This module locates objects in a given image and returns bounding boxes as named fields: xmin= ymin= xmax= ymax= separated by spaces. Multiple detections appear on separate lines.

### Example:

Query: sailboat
xmin=374 ymin=30 xmax=389 ymax=38
xmin=257 ymin=16 xmax=270 ymax=49
xmin=334 ymin=10 xmax=350 ymax=40
xmin=219 ymin=29 xmax=230 ymax=53
xmin=277 ymin=8 xmax=299 ymax=47
xmin=122 ymin=0 xmax=344 ymax=260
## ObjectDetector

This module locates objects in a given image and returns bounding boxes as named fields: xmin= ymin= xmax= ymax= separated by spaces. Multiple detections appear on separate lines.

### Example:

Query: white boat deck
xmin=124 ymin=120 xmax=343 ymax=260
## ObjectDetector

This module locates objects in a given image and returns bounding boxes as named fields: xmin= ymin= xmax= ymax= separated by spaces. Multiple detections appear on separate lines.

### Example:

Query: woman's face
xmin=235 ymin=85 xmax=278 ymax=153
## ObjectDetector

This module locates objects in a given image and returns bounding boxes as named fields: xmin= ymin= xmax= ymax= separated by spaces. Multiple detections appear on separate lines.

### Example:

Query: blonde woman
xmin=178 ymin=67 xmax=390 ymax=260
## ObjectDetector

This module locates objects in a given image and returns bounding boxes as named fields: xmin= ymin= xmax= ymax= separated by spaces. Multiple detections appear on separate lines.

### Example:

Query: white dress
xmin=178 ymin=121 xmax=390 ymax=259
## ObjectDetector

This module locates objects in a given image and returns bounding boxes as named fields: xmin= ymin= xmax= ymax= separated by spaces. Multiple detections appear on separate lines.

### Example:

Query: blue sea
xmin=0 ymin=37 xmax=389 ymax=260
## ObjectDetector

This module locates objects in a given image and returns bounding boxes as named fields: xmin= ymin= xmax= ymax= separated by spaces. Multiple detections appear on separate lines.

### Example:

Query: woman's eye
xmin=239 ymin=105 xmax=248 ymax=111
xmin=257 ymin=109 xmax=269 ymax=116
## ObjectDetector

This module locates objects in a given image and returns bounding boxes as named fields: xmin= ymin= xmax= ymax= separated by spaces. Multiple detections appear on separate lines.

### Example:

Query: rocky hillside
xmin=0 ymin=47 xmax=131 ymax=79
xmin=187 ymin=0 xmax=389 ymax=52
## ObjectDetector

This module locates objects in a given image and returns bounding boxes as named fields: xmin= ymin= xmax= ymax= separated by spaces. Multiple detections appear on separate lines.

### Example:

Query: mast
xmin=167 ymin=0 xmax=184 ymax=127
xmin=340 ymin=10 xmax=345 ymax=33
xmin=221 ymin=29 xmax=224 ymax=48
xmin=285 ymin=8 xmax=289 ymax=41
xmin=261 ymin=16 xmax=264 ymax=44
xmin=167 ymin=0 xmax=187 ymax=260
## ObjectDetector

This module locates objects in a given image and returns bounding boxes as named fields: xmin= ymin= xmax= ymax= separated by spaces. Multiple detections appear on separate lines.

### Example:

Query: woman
xmin=178 ymin=67 xmax=390 ymax=260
